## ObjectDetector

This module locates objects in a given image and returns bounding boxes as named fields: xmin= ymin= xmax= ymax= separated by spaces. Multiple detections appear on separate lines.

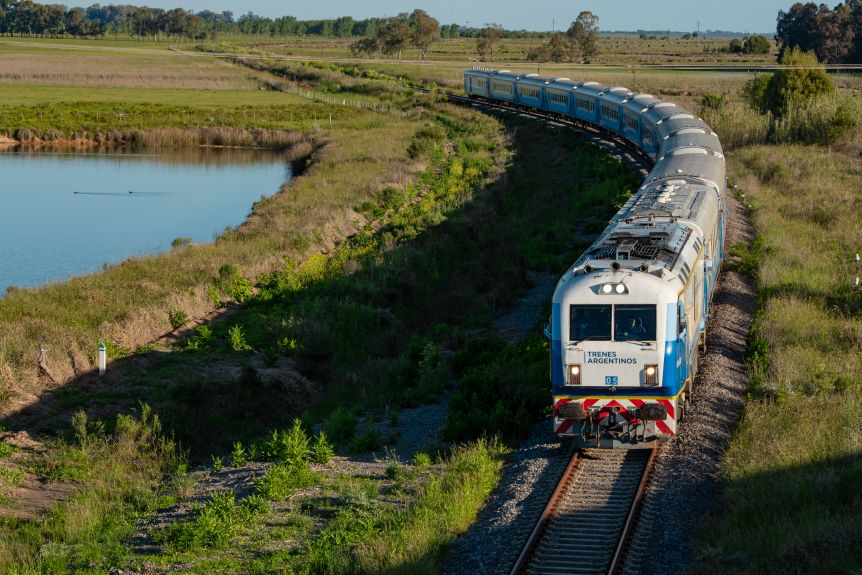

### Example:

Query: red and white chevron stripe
xmin=553 ymin=397 xmax=676 ymax=437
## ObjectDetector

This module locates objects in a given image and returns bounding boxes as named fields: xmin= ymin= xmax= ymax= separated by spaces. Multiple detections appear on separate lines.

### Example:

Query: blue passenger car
xmin=464 ymin=69 xmax=492 ymax=98
xmin=598 ymin=87 xmax=632 ymax=135
xmin=516 ymin=74 xmax=546 ymax=109
xmin=545 ymin=78 xmax=576 ymax=117
xmin=489 ymin=71 xmax=519 ymax=104
xmin=572 ymin=82 xmax=603 ymax=124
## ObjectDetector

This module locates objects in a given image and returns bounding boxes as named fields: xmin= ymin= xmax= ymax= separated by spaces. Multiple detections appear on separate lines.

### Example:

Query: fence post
xmin=98 ymin=342 xmax=107 ymax=376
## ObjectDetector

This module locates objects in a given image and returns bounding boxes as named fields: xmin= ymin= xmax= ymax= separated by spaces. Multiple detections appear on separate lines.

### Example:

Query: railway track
xmin=510 ymin=448 xmax=658 ymax=575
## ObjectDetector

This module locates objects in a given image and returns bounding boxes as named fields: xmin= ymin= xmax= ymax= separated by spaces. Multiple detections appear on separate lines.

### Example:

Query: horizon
xmin=30 ymin=0 xmax=789 ymax=35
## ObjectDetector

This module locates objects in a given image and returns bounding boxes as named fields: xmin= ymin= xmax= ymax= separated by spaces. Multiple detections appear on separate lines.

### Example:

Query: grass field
xmin=0 ymin=39 xmax=643 ymax=573
xmin=690 ymin=142 xmax=862 ymax=573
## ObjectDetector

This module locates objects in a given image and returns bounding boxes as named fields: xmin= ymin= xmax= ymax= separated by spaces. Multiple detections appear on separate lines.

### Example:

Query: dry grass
xmin=0 ymin=52 xmax=255 ymax=89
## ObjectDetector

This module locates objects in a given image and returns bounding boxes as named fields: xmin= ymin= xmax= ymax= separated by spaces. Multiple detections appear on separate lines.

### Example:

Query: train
xmin=464 ymin=68 xmax=727 ymax=448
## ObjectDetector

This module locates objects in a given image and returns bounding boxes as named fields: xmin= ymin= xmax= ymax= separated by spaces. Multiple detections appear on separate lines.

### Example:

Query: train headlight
xmin=644 ymin=364 xmax=659 ymax=386
xmin=599 ymin=283 xmax=628 ymax=295
xmin=566 ymin=364 xmax=582 ymax=386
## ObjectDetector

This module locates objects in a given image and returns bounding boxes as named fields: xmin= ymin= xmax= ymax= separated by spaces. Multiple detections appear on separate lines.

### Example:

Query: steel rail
xmin=606 ymin=446 xmax=659 ymax=575
xmin=508 ymin=451 xmax=582 ymax=575
xmin=509 ymin=448 xmax=657 ymax=575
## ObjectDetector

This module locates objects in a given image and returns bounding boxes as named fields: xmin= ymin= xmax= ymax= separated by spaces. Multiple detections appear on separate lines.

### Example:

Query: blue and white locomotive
xmin=464 ymin=69 xmax=727 ymax=448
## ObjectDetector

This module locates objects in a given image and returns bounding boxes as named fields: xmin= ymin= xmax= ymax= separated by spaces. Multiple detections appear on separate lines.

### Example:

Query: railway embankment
xmin=0 ymin=52 xmax=642 ymax=572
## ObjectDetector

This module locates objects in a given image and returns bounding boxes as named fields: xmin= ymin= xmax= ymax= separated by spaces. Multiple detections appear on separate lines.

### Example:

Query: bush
xmin=254 ymin=462 xmax=319 ymax=500
xmin=764 ymin=47 xmax=834 ymax=116
xmin=323 ymin=407 xmax=358 ymax=447
xmin=168 ymin=308 xmax=188 ymax=330
xmin=310 ymin=432 xmax=335 ymax=464
xmin=348 ymin=422 xmax=382 ymax=453
xmin=217 ymin=264 xmax=253 ymax=302
xmin=261 ymin=419 xmax=310 ymax=466
xmin=155 ymin=490 xmax=267 ymax=551
xmin=171 ymin=237 xmax=192 ymax=248
xmin=185 ymin=325 xmax=215 ymax=352
xmin=228 ymin=324 xmax=252 ymax=352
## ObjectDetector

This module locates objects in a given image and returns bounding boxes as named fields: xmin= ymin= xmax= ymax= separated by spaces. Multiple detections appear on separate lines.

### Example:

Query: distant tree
xmin=729 ymin=38 xmax=743 ymax=53
xmin=476 ymin=23 xmax=502 ymax=61
xmin=64 ymin=6 xmax=88 ymax=35
xmin=743 ymin=34 xmax=771 ymax=54
xmin=410 ymin=9 xmax=439 ymax=59
xmin=350 ymin=36 xmax=379 ymax=57
xmin=776 ymin=2 xmax=824 ymax=58
xmin=379 ymin=17 xmax=411 ymax=59
xmin=817 ymin=2 xmax=855 ymax=63
xmin=334 ymin=16 xmax=354 ymax=38
xmin=441 ymin=23 xmax=461 ymax=39
xmin=529 ymin=32 xmax=573 ymax=62
xmin=568 ymin=11 xmax=599 ymax=61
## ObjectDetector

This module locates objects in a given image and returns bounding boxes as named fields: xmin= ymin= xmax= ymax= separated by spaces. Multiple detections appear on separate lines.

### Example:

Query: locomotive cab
xmin=550 ymin=263 xmax=682 ymax=448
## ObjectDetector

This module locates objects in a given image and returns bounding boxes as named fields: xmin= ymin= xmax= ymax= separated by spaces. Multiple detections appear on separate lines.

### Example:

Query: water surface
xmin=0 ymin=147 xmax=290 ymax=295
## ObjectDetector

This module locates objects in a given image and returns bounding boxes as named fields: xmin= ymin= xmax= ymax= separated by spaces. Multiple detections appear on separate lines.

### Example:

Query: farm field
xmin=0 ymin=32 xmax=859 ymax=574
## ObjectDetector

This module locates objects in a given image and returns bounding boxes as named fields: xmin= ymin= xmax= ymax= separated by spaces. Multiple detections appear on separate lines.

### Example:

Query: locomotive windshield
xmin=614 ymin=305 xmax=657 ymax=341
xmin=569 ymin=305 xmax=612 ymax=341
xmin=569 ymin=304 xmax=656 ymax=342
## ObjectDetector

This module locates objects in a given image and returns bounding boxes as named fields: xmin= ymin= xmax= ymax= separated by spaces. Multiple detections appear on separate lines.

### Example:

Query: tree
xmin=743 ymin=34 xmax=771 ymax=54
xmin=528 ymin=32 xmax=573 ymax=62
xmin=817 ymin=3 xmax=855 ymax=63
xmin=334 ymin=16 xmax=354 ymax=37
xmin=351 ymin=36 xmax=379 ymax=57
xmin=410 ymin=9 xmax=439 ymax=59
xmin=568 ymin=11 xmax=599 ymax=61
xmin=379 ymin=17 xmax=410 ymax=59
xmin=729 ymin=38 xmax=743 ymax=53
xmin=776 ymin=2 xmax=823 ymax=58
xmin=476 ymin=23 xmax=502 ymax=61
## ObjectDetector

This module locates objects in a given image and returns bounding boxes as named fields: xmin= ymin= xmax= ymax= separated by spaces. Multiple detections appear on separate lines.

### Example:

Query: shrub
xmin=155 ymin=490 xmax=267 ymax=551
xmin=254 ymin=462 xmax=318 ymax=500
xmin=230 ymin=441 xmax=247 ymax=467
xmin=310 ymin=432 xmax=335 ymax=464
xmin=228 ymin=324 xmax=252 ymax=352
xmin=349 ymin=422 xmax=381 ymax=453
xmin=217 ymin=264 xmax=253 ymax=302
xmin=412 ymin=451 xmax=432 ymax=467
xmin=168 ymin=308 xmax=188 ymax=330
xmin=261 ymin=420 xmax=310 ymax=466
xmin=171 ymin=237 xmax=192 ymax=248
xmin=323 ymin=407 xmax=358 ymax=447
xmin=185 ymin=325 xmax=215 ymax=351
xmin=764 ymin=48 xmax=834 ymax=116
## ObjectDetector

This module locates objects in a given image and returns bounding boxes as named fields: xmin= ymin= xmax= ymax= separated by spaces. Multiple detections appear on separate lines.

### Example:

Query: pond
xmin=0 ymin=147 xmax=291 ymax=295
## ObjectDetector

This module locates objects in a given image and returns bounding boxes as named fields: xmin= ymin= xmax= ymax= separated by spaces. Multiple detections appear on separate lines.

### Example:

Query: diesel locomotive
xmin=464 ymin=69 xmax=727 ymax=448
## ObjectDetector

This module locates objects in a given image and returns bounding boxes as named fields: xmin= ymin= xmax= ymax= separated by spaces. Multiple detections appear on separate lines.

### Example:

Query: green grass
xmin=691 ymin=143 xmax=862 ymax=573
xmin=0 ymin=84 xmax=308 ymax=106
xmin=0 ymin=405 xmax=179 ymax=573
xmin=0 ymin=45 xmax=671 ymax=574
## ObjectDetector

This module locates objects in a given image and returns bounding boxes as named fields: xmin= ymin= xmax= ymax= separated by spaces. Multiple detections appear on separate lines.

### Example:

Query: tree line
xmin=0 ymin=1 xmax=563 ymax=40
xmin=776 ymin=1 xmax=862 ymax=63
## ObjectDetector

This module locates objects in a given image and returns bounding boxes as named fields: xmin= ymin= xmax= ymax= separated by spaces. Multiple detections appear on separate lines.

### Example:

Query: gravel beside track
xmin=621 ymin=192 xmax=756 ymax=574
xmin=440 ymin=193 xmax=755 ymax=575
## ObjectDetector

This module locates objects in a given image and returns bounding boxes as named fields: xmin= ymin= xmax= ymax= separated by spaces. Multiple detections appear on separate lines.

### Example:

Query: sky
xmin=108 ymin=0 xmax=790 ymax=34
